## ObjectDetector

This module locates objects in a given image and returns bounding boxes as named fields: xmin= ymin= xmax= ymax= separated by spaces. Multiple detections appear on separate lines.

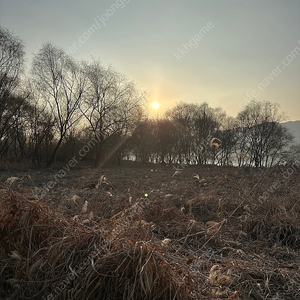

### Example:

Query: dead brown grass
xmin=0 ymin=165 xmax=299 ymax=299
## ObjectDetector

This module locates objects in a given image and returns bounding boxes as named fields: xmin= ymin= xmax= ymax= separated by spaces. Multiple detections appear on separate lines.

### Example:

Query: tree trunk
xmin=45 ymin=136 xmax=63 ymax=167
xmin=94 ymin=134 xmax=104 ymax=168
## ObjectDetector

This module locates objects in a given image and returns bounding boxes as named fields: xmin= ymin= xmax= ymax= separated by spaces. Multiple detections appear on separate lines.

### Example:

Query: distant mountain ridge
xmin=282 ymin=120 xmax=300 ymax=144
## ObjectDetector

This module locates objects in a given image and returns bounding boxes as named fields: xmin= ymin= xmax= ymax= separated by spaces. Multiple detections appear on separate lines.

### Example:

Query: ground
xmin=0 ymin=164 xmax=299 ymax=299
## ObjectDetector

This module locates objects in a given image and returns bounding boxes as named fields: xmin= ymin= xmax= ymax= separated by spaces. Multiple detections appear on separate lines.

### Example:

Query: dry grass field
xmin=0 ymin=164 xmax=299 ymax=299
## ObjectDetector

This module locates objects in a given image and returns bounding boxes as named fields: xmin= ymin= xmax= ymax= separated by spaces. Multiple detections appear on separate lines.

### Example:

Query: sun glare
xmin=152 ymin=102 xmax=159 ymax=109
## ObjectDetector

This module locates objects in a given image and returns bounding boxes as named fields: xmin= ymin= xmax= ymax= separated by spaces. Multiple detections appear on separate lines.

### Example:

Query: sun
xmin=152 ymin=102 xmax=159 ymax=109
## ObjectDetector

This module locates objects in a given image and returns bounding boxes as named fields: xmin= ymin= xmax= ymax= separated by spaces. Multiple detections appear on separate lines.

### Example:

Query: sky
xmin=1 ymin=0 xmax=300 ymax=120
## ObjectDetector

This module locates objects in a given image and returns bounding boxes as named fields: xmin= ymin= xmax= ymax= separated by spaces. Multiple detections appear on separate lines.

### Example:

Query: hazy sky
xmin=1 ymin=0 xmax=300 ymax=120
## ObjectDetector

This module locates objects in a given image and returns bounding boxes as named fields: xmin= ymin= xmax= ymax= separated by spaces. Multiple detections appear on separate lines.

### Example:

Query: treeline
xmin=130 ymin=102 xmax=298 ymax=167
xmin=0 ymin=26 xmax=298 ymax=168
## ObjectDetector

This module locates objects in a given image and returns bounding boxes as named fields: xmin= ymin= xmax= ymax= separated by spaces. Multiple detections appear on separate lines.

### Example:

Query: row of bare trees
xmin=128 ymin=101 xmax=297 ymax=167
xmin=0 ymin=27 xmax=145 ymax=167
xmin=0 ymin=26 xmax=298 ymax=167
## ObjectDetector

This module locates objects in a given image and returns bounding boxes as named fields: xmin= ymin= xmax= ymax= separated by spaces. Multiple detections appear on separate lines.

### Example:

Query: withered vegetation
xmin=0 ymin=165 xmax=299 ymax=299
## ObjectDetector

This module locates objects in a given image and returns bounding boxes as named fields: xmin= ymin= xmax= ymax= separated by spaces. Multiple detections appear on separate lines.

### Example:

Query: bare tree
xmin=193 ymin=103 xmax=225 ymax=165
xmin=165 ymin=102 xmax=225 ymax=165
xmin=80 ymin=60 xmax=144 ymax=167
xmin=0 ymin=26 xmax=26 ymax=154
xmin=128 ymin=119 xmax=156 ymax=163
xmin=237 ymin=100 xmax=293 ymax=167
xmin=32 ymin=43 xmax=87 ymax=167
xmin=217 ymin=117 xmax=238 ymax=166
xmin=0 ymin=26 xmax=24 ymax=99
xmin=166 ymin=103 xmax=196 ymax=164
xmin=24 ymin=82 xmax=55 ymax=165
xmin=0 ymin=95 xmax=29 ymax=160
xmin=154 ymin=119 xmax=177 ymax=164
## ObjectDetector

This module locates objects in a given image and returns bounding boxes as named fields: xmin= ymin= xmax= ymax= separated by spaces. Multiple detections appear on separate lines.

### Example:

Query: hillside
xmin=282 ymin=120 xmax=300 ymax=144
